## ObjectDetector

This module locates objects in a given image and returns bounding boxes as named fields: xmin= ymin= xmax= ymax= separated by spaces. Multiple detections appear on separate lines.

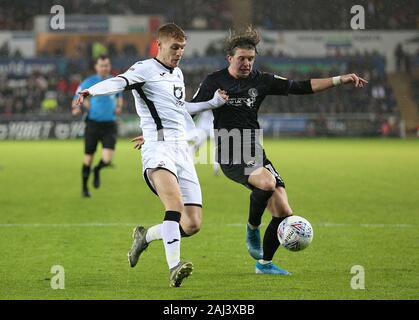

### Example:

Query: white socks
xmin=145 ymin=224 xmax=162 ymax=243
xmin=143 ymin=211 xmax=182 ymax=269
xmin=161 ymin=211 xmax=182 ymax=270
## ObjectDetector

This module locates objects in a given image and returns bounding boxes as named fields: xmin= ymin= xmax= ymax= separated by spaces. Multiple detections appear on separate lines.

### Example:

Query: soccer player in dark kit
xmin=191 ymin=27 xmax=367 ymax=275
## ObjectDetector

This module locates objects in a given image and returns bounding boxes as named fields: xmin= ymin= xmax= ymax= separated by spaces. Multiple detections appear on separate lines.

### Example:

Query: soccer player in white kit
xmin=76 ymin=23 xmax=228 ymax=287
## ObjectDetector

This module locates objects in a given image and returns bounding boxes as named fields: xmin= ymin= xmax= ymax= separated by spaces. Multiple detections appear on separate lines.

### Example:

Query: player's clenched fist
xmin=216 ymin=89 xmax=229 ymax=101
xmin=209 ymin=89 xmax=229 ymax=108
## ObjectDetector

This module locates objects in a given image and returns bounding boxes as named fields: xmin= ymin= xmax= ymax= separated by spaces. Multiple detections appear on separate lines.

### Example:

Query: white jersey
xmin=118 ymin=58 xmax=195 ymax=142
xmin=84 ymin=57 xmax=226 ymax=204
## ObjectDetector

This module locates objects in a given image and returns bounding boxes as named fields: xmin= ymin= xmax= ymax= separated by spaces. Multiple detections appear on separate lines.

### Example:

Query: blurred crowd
xmin=0 ymin=0 xmax=415 ymax=121
xmin=0 ymin=51 xmax=399 ymax=118
xmin=0 ymin=0 xmax=232 ymax=31
xmin=0 ymin=0 xmax=417 ymax=31
xmin=254 ymin=0 xmax=418 ymax=30
xmin=0 ymin=70 xmax=82 ymax=116
xmin=258 ymin=53 xmax=397 ymax=115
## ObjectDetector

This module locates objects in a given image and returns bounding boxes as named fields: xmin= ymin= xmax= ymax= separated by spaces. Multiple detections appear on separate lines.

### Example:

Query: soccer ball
xmin=277 ymin=215 xmax=314 ymax=251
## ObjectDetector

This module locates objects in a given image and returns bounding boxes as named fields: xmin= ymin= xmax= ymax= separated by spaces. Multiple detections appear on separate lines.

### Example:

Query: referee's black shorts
xmin=219 ymin=149 xmax=286 ymax=190
xmin=84 ymin=119 xmax=117 ymax=155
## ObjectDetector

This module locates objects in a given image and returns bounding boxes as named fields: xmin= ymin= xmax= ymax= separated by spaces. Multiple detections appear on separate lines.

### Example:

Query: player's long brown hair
xmin=225 ymin=25 xmax=260 ymax=56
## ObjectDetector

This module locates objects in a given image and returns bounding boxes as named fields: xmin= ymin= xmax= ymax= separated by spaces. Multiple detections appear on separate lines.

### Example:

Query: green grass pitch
xmin=0 ymin=138 xmax=418 ymax=300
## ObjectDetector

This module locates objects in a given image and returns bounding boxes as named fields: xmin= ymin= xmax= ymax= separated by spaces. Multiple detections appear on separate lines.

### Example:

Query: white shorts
xmin=141 ymin=140 xmax=202 ymax=206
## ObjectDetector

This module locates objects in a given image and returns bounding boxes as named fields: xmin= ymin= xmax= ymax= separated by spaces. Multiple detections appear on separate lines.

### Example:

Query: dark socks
xmin=82 ymin=164 xmax=91 ymax=190
xmin=95 ymin=159 xmax=110 ymax=171
xmin=262 ymin=216 xmax=288 ymax=261
xmin=248 ymin=188 xmax=274 ymax=227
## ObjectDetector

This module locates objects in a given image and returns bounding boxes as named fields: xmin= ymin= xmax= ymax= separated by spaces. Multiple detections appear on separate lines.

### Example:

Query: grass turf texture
xmin=0 ymin=138 xmax=418 ymax=300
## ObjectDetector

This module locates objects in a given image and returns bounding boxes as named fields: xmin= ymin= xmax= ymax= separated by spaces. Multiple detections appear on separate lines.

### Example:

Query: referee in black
xmin=72 ymin=55 xmax=123 ymax=198
xmin=191 ymin=27 xmax=367 ymax=274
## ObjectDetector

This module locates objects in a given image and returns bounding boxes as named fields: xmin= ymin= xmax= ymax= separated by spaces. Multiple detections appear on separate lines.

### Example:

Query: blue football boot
xmin=255 ymin=261 xmax=291 ymax=275
xmin=246 ymin=224 xmax=263 ymax=260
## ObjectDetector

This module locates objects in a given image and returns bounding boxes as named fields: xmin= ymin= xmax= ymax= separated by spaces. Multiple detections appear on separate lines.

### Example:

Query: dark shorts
xmin=219 ymin=150 xmax=285 ymax=190
xmin=84 ymin=119 xmax=117 ymax=155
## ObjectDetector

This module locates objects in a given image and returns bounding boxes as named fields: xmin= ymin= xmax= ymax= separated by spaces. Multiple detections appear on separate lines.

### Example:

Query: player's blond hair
xmin=157 ymin=23 xmax=187 ymax=41
xmin=225 ymin=25 xmax=260 ymax=56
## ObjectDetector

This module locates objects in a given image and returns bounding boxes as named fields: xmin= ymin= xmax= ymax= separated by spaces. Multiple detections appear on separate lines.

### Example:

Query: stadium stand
xmin=1 ymin=0 xmax=417 ymax=31
xmin=253 ymin=0 xmax=418 ymax=30
xmin=0 ymin=0 xmax=232 ymax=30
xmin=0 ymin=51 xmax=398 ymax=118
xmin=0 ymin=0 xmax=417 ymax=136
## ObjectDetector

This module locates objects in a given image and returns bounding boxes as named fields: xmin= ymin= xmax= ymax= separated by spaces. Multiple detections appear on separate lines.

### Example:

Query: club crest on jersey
xmin=248 ymin=88 xmax=258 ymax=98
xmin=173 ymin=85 xmax=184 ymax=100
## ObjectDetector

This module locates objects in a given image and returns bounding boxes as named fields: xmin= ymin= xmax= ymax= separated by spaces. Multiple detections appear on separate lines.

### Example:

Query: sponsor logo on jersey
xmin=173 ymin=85 xmax=184 ymax=100
xmin=228 ymin=97 xmax=256 ymax=108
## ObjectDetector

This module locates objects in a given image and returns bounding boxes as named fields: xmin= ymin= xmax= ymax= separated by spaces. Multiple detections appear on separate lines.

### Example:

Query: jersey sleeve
xmin=117 ymin=61 xmax=147 ymax=89
xmin=264 ymin=73 xmax=292 ymax=96
xmin=191 ymin=76 xmax=218 ymax=103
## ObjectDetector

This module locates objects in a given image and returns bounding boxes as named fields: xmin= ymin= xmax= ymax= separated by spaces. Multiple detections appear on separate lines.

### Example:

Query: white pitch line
xmin=0 ymin=222 xmax=416 ymax=228
xmin=226 ymin=223 xmax=416 ymax=228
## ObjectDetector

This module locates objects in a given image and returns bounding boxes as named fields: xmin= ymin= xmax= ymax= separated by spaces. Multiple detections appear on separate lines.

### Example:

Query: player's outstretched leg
xmin=170 ymin=261 xmax=194 ymax=287
xmin=246 ymin=223 xmax=263 ymax=260
xmin=246 ymin=188 xmax=274 ymax=260
xmin=256 ymin=216 xmax=291 ymax=275
xmin=128 ymin=226 xmax=149 ymax=267
xmin=127 ymin=215 xmax=201 ymax=268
